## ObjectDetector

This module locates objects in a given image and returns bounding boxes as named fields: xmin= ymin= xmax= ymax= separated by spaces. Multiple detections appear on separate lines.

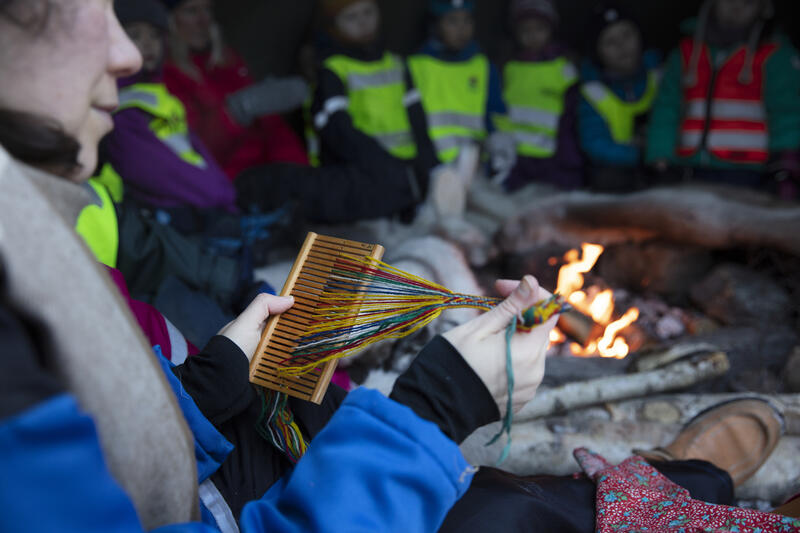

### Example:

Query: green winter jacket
xmin=646 ymin=20 xmax=800 ymax=170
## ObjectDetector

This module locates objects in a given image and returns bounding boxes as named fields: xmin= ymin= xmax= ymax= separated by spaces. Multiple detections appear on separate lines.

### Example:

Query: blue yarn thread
xmin=485 ymin=315 xmax=517 ymax=465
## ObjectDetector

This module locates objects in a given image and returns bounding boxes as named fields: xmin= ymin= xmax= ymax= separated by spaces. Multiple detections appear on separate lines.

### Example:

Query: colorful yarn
xmin=273 ymin=254 xmax=569 ymax=464
xmin=280 ymin=255 xmax=568 ymax=376
xmin=255 ymin=388 xmax=307 ymax=464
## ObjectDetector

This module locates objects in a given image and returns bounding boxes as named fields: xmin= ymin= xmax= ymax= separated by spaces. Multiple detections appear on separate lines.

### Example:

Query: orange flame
xmin=597 ymin=308 xmax=640 ymax=359
xmin=550 ymin=243 xmax=639 ymax=359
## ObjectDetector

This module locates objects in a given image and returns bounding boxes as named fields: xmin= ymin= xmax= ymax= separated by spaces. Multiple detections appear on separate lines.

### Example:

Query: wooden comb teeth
xmin=249 ymin=232 xmax=385 ymax=404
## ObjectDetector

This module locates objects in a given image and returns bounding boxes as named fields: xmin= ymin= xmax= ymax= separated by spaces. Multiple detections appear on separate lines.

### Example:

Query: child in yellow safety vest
xmin=578 ymin=3 xmax=662 ymax=192
xmin=309 ymin=0 xmax=440 ymax=218
xmin=498 ymin=0 xmax=584 ymax=192
xmin=407 ymin=0 xmax=507 ymax=166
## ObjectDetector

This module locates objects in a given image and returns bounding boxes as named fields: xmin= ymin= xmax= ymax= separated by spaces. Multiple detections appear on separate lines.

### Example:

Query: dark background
xmin=215 ymin=0 xmax=800 ymax=78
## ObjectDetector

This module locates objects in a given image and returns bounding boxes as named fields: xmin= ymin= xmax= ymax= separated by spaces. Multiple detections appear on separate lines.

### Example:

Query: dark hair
xmin=0 ymin=0 xmax=82 ymax=176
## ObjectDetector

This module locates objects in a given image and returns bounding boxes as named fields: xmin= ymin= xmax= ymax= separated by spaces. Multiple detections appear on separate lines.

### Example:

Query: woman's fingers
xmin=479 ymin=275 xmax=541 ymax=333
xmin=240 ymin=293 xmax=294 ymax=328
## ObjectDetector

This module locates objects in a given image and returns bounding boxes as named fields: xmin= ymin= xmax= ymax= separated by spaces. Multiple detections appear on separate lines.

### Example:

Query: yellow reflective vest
xmin=117 ymin=83 xmax=208 ymax=168
xmin=500 ymin=57 xmax=578 ymax=158
xmin=581 ymin=70 xmax=659 ymax=144
xmin=407 ymin=54 xmax=489 ymax=163
xmin=322 ymin=52 xmax=417 ymax=160
xmin=75 ymin=177 xmax=119 ymax=268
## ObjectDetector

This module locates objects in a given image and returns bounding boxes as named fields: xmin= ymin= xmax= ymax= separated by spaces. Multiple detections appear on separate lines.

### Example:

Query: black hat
xmin=585 ymin=2 xmax=641 ymax=54
xmin=114 ymin=0 xmax=169 ymax=30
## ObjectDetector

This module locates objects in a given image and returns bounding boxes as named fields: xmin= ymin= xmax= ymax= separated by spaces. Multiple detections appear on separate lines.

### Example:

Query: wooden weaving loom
xmin=249 ymin=232 xmax=384 ymax=404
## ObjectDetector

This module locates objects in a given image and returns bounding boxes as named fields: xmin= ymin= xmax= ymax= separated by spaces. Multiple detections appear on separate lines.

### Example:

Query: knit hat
xmin=509 ymin=0 xmax=559 ymax=26
xmin=430 ymin=0 xmax=475 ymax=17
xmin=115 ymin=0 xmax=169 ymax=30
xmin=322 ymin=0 xmax=375 ymax=19
xmin=584 ymin=2 xmax=641 ymax=55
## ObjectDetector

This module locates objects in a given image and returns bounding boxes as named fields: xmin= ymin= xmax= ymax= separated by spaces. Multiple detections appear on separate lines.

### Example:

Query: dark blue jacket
xmin=0 ymin=350 xmax=475 ymax=532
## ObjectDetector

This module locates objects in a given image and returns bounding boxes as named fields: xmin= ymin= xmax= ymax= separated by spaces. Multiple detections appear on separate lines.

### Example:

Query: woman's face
xmin=172 ymin=0 xmax=214 ymax=51
xmin=0 ymin=0 xmax=141 ymax=181
xmin=438 ymin=9 xmax=475 ymax=53
xmin=597 ymin=20 xmax=642 ymax=76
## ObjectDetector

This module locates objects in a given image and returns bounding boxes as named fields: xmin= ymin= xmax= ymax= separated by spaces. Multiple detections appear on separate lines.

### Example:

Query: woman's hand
xmin=443 ymin=276 xmax=557 ymax=417
xmin=218 ymin=293 xmax=294 ymax=361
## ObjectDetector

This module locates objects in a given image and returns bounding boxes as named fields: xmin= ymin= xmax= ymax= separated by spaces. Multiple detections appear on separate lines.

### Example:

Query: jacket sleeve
xmin=486 ymin=62 xmax=507 ymax=133
xmin=765 ymin=42 xmax=800 ymax=153
xmin=403 ymin=64 xmax=440 ymax=173
xmin=645 ymin=49 xmax=683 ymax=164
xmin=116 ymin=203 xmax=239 ymax=305
xmin=311 ymin=67 xmax=404 ymax=172
xmin=105 ymin=110 xmax=238 ymax=212
xmin=239 ymin=388 xmax=476 ymax=533
xmin=579 ymin=94 xmax=641 ymax=167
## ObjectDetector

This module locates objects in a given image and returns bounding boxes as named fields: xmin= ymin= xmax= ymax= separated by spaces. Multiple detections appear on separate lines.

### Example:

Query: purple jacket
xmin=105 ymin=73 xmax=238 ymax=212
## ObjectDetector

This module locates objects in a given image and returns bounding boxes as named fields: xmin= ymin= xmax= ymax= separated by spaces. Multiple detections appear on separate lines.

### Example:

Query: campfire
xmin=549 ymin=243 xmax=640 ymax=359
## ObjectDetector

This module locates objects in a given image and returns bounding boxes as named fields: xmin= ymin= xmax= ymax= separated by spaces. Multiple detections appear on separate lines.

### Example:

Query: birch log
xmin=516 ymin=351 xmax=730 ymax=422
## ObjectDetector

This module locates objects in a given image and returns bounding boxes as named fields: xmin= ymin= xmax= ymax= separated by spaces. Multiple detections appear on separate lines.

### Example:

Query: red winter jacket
xmin=163 ymin=48 xmax=308 ymax=180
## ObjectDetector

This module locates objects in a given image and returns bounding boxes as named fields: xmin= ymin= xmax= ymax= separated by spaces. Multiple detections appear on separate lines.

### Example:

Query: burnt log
xmin=498 ymin=186 xmax=800 ymax=258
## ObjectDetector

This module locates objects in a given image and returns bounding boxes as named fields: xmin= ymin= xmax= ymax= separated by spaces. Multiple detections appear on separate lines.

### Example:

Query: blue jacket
xmin=0 ymin=349 xmax=475 ymax=532
xmin=417 ymin=39 xmax=507 ymax=133
xmin=578 ymin=50 xmax=661 ymax=167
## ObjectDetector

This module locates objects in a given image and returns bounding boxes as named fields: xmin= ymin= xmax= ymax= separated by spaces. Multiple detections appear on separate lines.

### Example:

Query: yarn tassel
xmin=255 ymin=388 xmax=308 ymax=464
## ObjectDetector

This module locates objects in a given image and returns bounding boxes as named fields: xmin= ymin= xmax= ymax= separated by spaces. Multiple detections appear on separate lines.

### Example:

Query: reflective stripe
xmin=434 ymin=134 xmax=478 ymax=154
xmin=681 ymin=131 xmax=768 ymax=150
xmin=198 ymin=480 xmax=240 ymax=533
xmin=375 ymin=131 xmax=414 ymax=150
xmin=685 ymin=99 xmax=766 ymax=121
xmin=119 ymin=89 xmax=159 ymax=108
xmin=347 ymin=68 xmax=404 ymax=90
xmin=582 ymin=81 xmax=610 ymax=104
xmin=509 ymin=106 xmax=560 ymax=130
xmin=514 ymin=131 xmax=557 ymax=152
xmin=165 ymin=317 xmax=189 ymax=366
xmin=314 ymin=96 xmax=350 ymax=129
xmin=403 ymin=88 xmax=422 ymax=106
xmin=161 ymin=133 xmax=206 ymax=168
xmin=563 ymin=63 xmax=579 ymax=82
xmin=427 ymin=111 xmax=484 ymax=131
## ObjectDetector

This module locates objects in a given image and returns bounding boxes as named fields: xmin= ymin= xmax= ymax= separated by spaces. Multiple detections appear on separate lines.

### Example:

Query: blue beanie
xmin=430 ymin=0 xmax=475 ymax=17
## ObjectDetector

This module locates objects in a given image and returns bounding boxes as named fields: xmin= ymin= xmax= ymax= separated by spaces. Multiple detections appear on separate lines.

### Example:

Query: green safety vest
xmin=581 ymin=71 xmax=660 ymax=144
xmin=93 ymin=162 xmax=125 ymax=203
xmin=323 ymin=52 xmax=417 ymax=160
xmin=75 ymin=177 xmax=119 ymax=268
xmin=500 ymin=57 xmax=578 ymax=158
xmin=407 ymin=54 xmax=489 ymax=163
xmin=117 ymin=83 xmax=208 ymax=168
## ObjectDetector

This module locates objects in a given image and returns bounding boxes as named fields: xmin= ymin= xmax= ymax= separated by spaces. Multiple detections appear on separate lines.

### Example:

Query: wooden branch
xmin=557 ymin=309 xmax=604 ymax=345
xmin=517 ymin=351 xmax=730 ymax=422
xmin=498 ymin=187 xmax=800 ymax=257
